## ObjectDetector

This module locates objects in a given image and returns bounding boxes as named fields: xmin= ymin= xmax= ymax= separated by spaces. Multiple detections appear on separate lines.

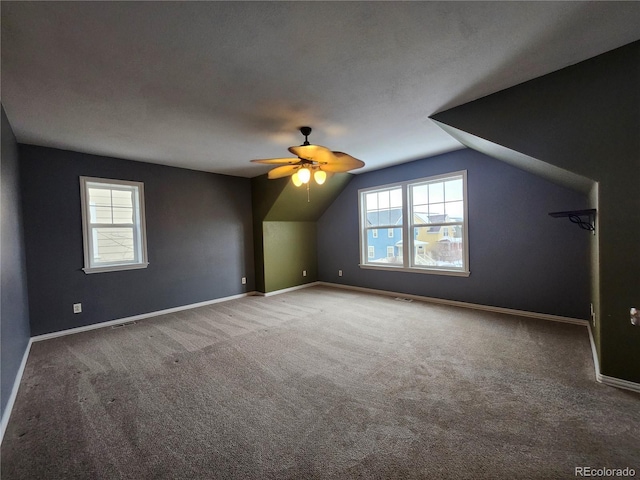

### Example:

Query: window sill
xmin=83 ymin=262 xmax=149 ymax=274
xmin=359 ymin=264 xmax=470 ymax=277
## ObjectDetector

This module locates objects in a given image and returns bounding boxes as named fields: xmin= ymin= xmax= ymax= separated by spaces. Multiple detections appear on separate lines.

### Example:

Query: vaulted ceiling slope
xmin=2 ymin=2 xmax=639 ymax=177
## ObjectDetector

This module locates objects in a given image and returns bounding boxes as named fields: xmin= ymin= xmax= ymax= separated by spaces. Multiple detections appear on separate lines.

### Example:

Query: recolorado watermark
xmin=575 ymin=466 xmax=636 ymax=477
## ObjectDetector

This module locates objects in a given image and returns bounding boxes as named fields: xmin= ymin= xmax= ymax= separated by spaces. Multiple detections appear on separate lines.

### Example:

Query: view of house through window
xmin=359 ymin=171 xmax=468 ymax=275
xmin=80 ymin=177 xmax=148 ymax=274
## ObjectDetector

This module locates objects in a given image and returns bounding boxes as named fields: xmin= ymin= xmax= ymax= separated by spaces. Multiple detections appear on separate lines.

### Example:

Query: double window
xmin=359 ymin=171 xmax=469 ymax=276
xmin=80 ymin=177 xmax=148 ymax=274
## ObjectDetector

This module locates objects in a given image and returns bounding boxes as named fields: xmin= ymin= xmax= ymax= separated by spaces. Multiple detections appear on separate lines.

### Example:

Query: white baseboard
xmin=255 ymin=282 xmax=320 ymax=297
xmin=586 ymin=323 xmax=602 ymax=381
xmin=1 ymin=338 xmax=33 ymax=445
xmin=317 ymin=282 xmax=589 ymax=326
xmin=597 ymin=373 xmax=640 ymax=393
xmin=586 ymin=323 xmax=640 ymax=393
xmin=31 ymin=292 xmax=257 ymax=343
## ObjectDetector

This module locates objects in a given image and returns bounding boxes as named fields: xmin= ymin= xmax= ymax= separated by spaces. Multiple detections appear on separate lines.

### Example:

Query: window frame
xmin=358 ymin=170 xmax=469 ymax=277
xmin=80 ymin=176 xmax=149 ymax=274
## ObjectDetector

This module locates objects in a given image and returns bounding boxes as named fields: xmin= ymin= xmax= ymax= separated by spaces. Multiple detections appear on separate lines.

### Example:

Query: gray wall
xmin=431 ymin=41 xmax=639 ymax=382
xmin=19 ymin=145 xmax=255 ymax=336
xmin=1 ymin=106 xmax=31 ymax=418
xmin=318 ymin=148 xmax=591 ymax=319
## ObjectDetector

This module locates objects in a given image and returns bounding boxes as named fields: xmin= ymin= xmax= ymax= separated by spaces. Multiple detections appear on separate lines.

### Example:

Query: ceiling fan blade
xmin=288 ymin=144 xmax=336 ymax=164
xmin=319 ymin=152 xmax=365 ymax=172
xmin=251 ymin=157 xmax=300 ymax=165
xmin=267 ymin=165 xmax=300 ymax=179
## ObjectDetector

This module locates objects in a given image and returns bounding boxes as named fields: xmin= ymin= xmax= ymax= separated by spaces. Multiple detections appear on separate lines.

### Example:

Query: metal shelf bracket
xmin=549 ymin=209 xmax=596 ymax=234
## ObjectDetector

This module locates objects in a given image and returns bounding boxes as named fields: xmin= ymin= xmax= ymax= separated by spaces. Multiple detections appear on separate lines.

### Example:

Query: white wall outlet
xmin=241 ymin=277 xmax=246 ymax=285
xmin=303 ymin=270 xmax=307 ymax=277
xmin=590 ymin=303 xmax=596 ymax=326
xmin=338 ymin=270 xmax=343 ymax=277
xmin=73 ymin=303 xmax=82 ymax=314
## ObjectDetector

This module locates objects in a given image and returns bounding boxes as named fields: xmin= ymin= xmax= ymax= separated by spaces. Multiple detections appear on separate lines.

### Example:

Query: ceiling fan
xmin=251 ymin=126 xmax=365 ymax=187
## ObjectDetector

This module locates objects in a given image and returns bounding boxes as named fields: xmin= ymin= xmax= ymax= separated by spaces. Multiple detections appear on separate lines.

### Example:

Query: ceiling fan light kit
xmin=251 ymin=126 xmax=365 ymax=191
xmin=296 ymin=166 xmax=311 ymax=185
xmin=314 ymin=170 xmax=327 ymax=185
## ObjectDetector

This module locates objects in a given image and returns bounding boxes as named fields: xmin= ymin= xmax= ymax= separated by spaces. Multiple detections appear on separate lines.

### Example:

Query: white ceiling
xmin=2 ymin=2 xmax=639 ymax=178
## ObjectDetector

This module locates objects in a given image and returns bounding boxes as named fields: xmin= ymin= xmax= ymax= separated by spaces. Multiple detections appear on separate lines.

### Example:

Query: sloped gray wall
xmin=431 ymin=41 xmax=639 ymax=382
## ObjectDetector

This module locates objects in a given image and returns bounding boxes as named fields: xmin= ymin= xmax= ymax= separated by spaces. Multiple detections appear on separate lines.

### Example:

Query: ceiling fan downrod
xmin=299 ymin=126 xmax=312 ymax=146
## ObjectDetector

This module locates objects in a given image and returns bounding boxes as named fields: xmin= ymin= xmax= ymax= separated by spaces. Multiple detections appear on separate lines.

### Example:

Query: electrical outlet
xmin=338 ymin=270 xmax=343 ymax=277
xmin=73 ymin=303 xmax=82 ymax=314
xmin=590 ymin=303 xmax=595 ymax=326
xmin=241 ymin=277 xmax=246 ymax=285
xmin=303 ymin=270 xmax=307 ymax=277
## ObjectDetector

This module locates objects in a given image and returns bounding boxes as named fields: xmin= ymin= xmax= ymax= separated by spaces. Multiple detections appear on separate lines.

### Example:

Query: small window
xmin=372 ymin=229 xmax=378 ymax=238
xmin=387 ymin=246 xmax=394 ymax=257
xmin=388 ymin=228 xmax=394 ymax=238
xmin=80 ymin=177 xmax=149 ymax=274
xmin=368 ymin=246 xmax=375 ymax=259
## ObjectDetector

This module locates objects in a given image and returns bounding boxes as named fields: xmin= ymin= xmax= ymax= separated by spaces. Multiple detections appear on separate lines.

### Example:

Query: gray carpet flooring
xmin=2 ymin=285 xmax=639 ymax=479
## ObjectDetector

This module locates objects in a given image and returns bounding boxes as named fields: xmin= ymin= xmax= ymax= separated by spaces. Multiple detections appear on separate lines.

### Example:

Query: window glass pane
xmin=378 ymin=210 xmax=390 ymax=226
xmin=367 ymin=211 xmax=379 ymax=227
xmin=412 ymin=184 xmax=428 ymax=205
xmin=92 ymin=206 xmax=113 ymax=224
xmin=378 ymin=190 xmax=390 ymax=209
xmin=92 ymin=227 xmax=135 ymax=263
xmin=411 ymin=182 xmax=429 ymax=224
xmin=365 ymin=227 xmax=402 ymax=265
xmin=366 ymin=192 xmax=378 ymax=211
xmin=111 ymin=190 xmax=133 ymax=207
xmin=88 ymin=188 xmax=112 ymax=223
xmin=365 ymin=188 xmax=403 ymax=227
xmin=413 ymin=211 xmax=429 ymax=226
xmin=428 ymin=203 xmax=445 ymax=217
xmin=112 ymin=207 xmax=133 ymax=224
xmin=88 ymin=187 xmax=111 ymax=206
xmin=413 ymin=225 xmax=464 ymax=269
xmin=445 ymin=200 xmax=464 ymax=220
xmin=429 ymin=182 xmax=444 ymax=203
xmin=444 ymin=178 xmax=463 ymax=202
xmin=389 ymin=188 xmax=402 ymax=208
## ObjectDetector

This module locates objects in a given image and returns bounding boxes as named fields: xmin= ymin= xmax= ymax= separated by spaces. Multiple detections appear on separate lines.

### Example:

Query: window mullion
xmin=402 ymin=184 xmax=410 ymax=267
